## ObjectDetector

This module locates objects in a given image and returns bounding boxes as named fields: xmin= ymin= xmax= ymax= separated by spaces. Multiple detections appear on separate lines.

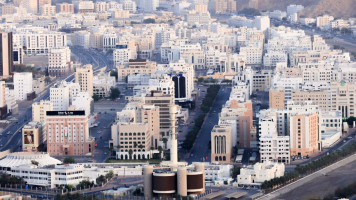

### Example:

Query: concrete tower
xmin=170 ymin=105 xmax=178 ymax=166
xmin=143 ymin=165 xmax=153 ymax=199
xmin=177 ymin=167 xmax=187 ymax=196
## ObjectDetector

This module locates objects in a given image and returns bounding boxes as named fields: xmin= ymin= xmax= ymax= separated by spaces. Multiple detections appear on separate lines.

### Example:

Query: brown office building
xmin=0 ymin=32 xmax=14 ymax=77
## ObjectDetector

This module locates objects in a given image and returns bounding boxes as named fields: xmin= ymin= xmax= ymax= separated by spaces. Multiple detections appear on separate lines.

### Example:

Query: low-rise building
xmin=117 ymin=59 xmax=156 ymax=82
xmin=32 ymin=101 xmax=53 ymax=123
xmin=237 ymin=161 xmax=285 ymax=186
xmin=10 ymin=164 xmax=84 ymax=188
xmin=22 ymin=122 xmax=43 ymax=152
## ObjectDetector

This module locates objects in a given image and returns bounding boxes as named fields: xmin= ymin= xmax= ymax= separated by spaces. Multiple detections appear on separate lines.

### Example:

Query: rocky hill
xmin=237 ymin=0 xmax=356 ymax=18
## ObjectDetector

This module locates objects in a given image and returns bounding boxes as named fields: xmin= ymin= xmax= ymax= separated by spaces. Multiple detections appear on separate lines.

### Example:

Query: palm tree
xmin=158 ymin=146 xmax=163 ymax=160
xmin=128 ymin=149 xmax=133 ymax=159
xmin=162 ymin=138 xmax=168 ymax=149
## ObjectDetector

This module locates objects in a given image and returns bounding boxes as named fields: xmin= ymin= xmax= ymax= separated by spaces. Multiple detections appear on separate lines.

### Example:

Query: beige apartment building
xmin=330 ymin=81 xmax=356 ymax=118
xmin=1 ymin=4 xmax=15 ymax=15
xmin=289 ymin=113 xmax=319 ymax=157
xmin=215 ymin=0 xmax=237 ymax=14
xmin=252 ymin=70 xmax=273 ymax=92
xmin=269 ymin=89 xmax=285 ymax=109
xmin=144 ymin=91 xmax=175 ymax=137
xmin=117 ymin=59 xmax=156 ymax=82
xmin=291 ymin=90 xmax=330 ymax=111
xmin=32 ymin=100 xmax=53 ymax=123
xmin=115 ymin=123 xmax=152 ymax=160
xmin=75 ymin=64 xmax=93 ymax=96
xmin=111 ymin=103 xmax=160 ymax=160
xmin=211 ymin=125 xmax=232 ymax=164
xmin=56 ymin=3 xmax=74 ymax=13
xmin=40 ymin=4 xmax=56 ymax=15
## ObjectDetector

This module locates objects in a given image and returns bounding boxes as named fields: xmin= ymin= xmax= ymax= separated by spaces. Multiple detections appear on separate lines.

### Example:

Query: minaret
xmin=170 ymin=105 xmax=178 ymax=165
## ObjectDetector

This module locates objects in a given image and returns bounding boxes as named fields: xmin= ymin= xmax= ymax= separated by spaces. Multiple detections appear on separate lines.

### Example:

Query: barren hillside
xmin=236 ymin=0 xmax=356 ymax=18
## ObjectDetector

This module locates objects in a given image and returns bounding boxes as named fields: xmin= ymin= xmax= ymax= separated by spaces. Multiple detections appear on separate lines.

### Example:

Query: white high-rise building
xmin=253 ymin=16 xmax=270 ymax=31
xmin=14 ymin=72 xmax=33 ymax=101
xmin=50 ymin=83 xmax=70 ymax=111
xmin=48 ymin=47 xmax=71 ymax=76
xmin=259 ymin=110 xmax=290 ymax=164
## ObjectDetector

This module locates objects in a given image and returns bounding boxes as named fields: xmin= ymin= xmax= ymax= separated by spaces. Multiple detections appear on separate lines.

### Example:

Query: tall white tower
xmin=170 ymin=105 xmax=178 ymax=165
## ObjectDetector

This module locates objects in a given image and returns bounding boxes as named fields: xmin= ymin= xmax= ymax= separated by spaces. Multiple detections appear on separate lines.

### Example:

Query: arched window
xmin=215 ymin=156 xmax=218 ymax=161
xmin=223 ymin=156 xmax=226 ymax=161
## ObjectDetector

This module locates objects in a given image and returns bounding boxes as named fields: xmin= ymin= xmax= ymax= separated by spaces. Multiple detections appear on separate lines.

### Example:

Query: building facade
xmin=46 ymin=111 xmax=95 ymax=156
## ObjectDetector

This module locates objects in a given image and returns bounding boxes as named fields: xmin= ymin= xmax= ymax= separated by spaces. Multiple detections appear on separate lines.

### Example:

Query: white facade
xmin=14 ymin=72 xmax=33 ymax=101
xmin=253 ymin=16 xmax=270 ymax=31
xmin=50 ymin=81 xmax=80 ymax=111
xmin=320 ymin=111 xmax=342 ymax=148
xmin=113 ymin=47 xmax=134 ymax=66
xmin=48 ymin=47 xmax=71 ymax=76
xmin=259 ymin=110 xmax=290 ymax=164
xmin=13 ymin=31 xmax=67 ymax=55
xmin=93 ymin=72 xmax=116 ymax=98
xmin=240 ymin=45 xmax=263 ymax=65
xmin=72 ymin=92 xmax=93 ymax=116
xmin=10 ymin=164 xmax=84 ymax=188
xmin=237 ymin=161 xmax=285 ymax=185
xmin=263 ymin=52 xmax=287 ymax=67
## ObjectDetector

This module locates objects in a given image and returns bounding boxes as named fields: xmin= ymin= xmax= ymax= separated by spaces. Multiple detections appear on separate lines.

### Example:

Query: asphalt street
xmin=186 ymin=86 xmax=231 ymax=163
xmin=0 ymin=47 xmax=114 ymax=153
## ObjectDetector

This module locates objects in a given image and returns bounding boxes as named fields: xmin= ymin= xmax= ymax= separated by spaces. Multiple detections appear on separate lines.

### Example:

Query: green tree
xmin=63 ymin=157 xmax=75 ymax=164
xmin=231 ymin=165 xmax=240 ymax=178
xmin=93 ymin=94 xmax=100 ymax=102
xmin=158 ymin=146 xmax=163 ymax=159
xmin=105 ymin=170 xmax=114 ymax=179
xmin=45 ymin=76 xmax=51 ymax=84
xmin=110 ymin=70 xmax=118 ymax=81
xmin=143 ymin=18 xmax=155 ymax=24
xmin=96 ymin=175 xmax=106 ymax=185
xmin=162 ymin=138 xmax=168 ymax=149
xmin=31 ymin=160 xmax=39 ymax=166
xmin=128 ymin=149 xmax=133 ymax=159
xmin=110 ymin=87 xmax=121 ymax=100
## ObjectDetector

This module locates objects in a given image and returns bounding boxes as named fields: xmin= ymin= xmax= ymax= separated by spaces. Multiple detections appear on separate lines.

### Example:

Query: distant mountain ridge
xmin=237 ymin=0 xmax=356 ymax=18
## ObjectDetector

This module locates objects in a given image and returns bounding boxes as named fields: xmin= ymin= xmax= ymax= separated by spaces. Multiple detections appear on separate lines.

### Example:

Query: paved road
xmin=0 ymin=48 xmax=113 ymax=152
xmin=70 ymin=46 xmax=113 ymax=70
xmin=186 ymin=86 xmax=231 ymax=163
xmin=268 ymin=154 xmax=356 ymax=200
